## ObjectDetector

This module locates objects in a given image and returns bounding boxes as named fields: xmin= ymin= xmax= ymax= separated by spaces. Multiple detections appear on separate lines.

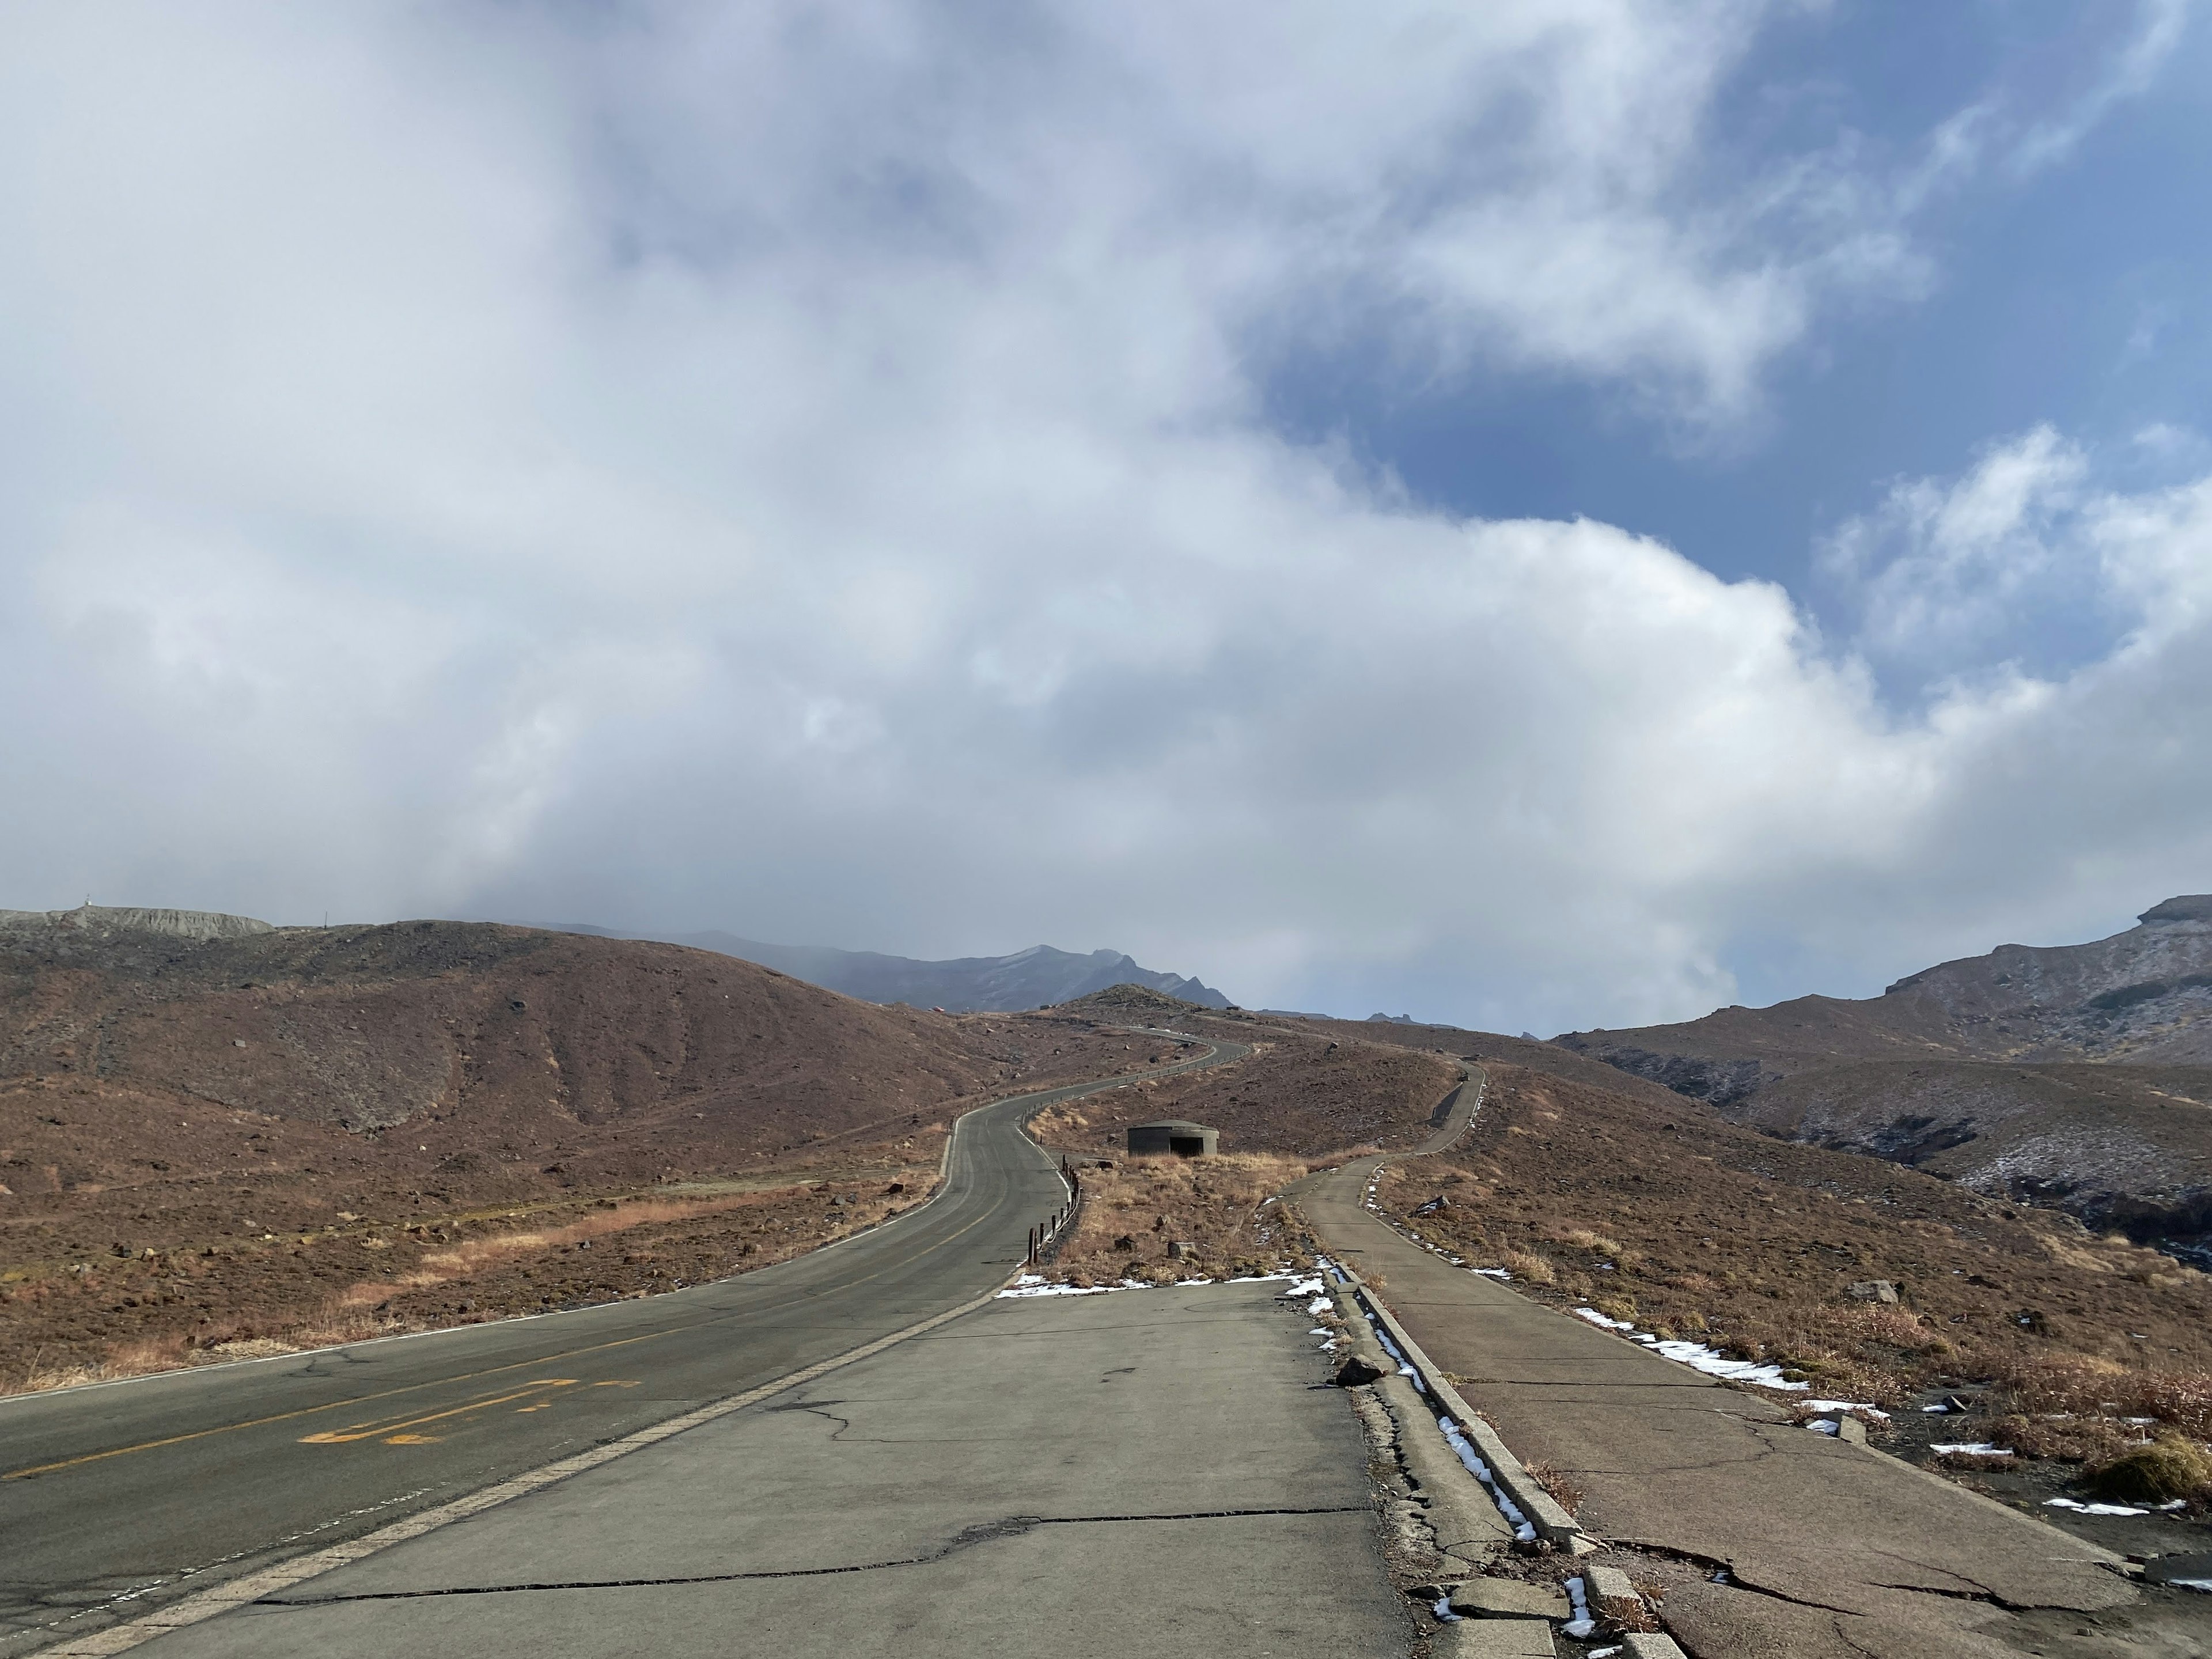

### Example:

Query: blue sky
xmin=1275 ymin=4 xmax=2212 ymax=610
xmin=3 ymin=2 xmax=2210 ymax=1032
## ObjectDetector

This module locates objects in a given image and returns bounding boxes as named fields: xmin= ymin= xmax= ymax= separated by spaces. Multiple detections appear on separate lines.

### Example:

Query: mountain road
xmin=0 ymin=1036 xmax=1246 ymax=1656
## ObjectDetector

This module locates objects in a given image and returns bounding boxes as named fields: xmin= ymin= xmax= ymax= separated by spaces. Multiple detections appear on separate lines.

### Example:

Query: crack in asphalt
xmin=1608 ymin=1540 xmax=1869 ymax=1619
xmin=765 ymin=1397 xmax=855 ymax=1442
xmin=251 ymin=1506 xmax=1372 ymax=1605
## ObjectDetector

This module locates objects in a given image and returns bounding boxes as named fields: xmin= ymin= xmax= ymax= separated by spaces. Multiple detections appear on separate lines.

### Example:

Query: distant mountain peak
xmin=0 ymin=903 xmax=275 ymax=943
xmin=2141 ymin=895 xmax=2212 ymax=926
xmin=529 ymin=926 xmax=1230 ymax=1014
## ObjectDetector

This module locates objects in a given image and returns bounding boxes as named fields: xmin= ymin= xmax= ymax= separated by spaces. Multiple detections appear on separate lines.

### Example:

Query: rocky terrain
xmin=545 ymin=926 xmax=1231 ymax=1012
xmin=0 ymin=906 xmax=1152 ymax=1388
xmin=1553 ymin=897 xmax=2212 ymax=1260
xmin=1243 ymin=1009 xmax=2212 ymax=1533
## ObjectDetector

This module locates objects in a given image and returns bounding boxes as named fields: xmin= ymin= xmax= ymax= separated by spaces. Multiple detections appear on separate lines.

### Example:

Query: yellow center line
xmin=299 ymin=1381 xmax=580 ymax=1445
xmin=3 ymin=1334 xmax=667 ymax=1480
xmin=5 ymin=1048 xmax=1221 ymax=1483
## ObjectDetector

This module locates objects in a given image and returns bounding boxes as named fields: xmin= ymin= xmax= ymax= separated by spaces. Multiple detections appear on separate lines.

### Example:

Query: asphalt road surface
xmin=0 ymin=1036 xmax=1244 ymax=1657
xmin=134 ymin=1281 xmax=1405 ymax=1659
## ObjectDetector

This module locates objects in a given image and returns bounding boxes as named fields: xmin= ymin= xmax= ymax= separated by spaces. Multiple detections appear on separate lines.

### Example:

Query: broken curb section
xmin=1322 ymin=1255 xmax=1681 ymax=1657
xmin=1347 ymin=1273 xmax=1581 ymax=1550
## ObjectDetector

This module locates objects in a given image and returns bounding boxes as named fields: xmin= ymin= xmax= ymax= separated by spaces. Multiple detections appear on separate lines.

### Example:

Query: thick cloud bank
xmin=1 ymin=3 xmax=2206 ymax=1032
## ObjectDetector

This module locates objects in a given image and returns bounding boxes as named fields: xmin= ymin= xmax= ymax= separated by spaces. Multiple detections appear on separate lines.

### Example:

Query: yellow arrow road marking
xmin=3 ymin=1048 xmax=1221 ymax=1484
xmin=300 ymin=1381 xmax=579 ymax=1445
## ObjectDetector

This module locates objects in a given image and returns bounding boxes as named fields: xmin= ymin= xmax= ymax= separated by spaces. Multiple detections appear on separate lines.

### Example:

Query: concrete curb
xmin=1373 ymin=1370 xmax=1517 ymax=1567
xmin=1346 ymin=1276 xmax=1582 ymax=1550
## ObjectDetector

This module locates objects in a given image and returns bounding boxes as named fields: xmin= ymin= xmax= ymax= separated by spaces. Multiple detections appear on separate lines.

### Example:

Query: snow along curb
xmin=1341 ymin=1267 xmax=1582 ymax=1550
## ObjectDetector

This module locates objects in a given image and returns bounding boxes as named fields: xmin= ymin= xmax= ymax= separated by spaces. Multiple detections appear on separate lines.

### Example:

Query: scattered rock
xmin=1847 ymin=1279 xmax=1899 ymax=1304
xmin=1333 ymin=1355 xmax=1385 ymax=1387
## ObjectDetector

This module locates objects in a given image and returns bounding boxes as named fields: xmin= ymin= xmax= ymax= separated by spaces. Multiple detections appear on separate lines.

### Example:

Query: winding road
xmin=0 ymin=1036 xmax=1245 ymax=1657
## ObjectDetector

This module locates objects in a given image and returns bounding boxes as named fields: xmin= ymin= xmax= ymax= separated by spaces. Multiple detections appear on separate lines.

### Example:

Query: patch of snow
xmin=2043 ymin=1497 xmax=2177 ymax=1517
xmin=1432 ymin=1594 xmax=1461 ymax=1624
xmin=1573 ymin=1306 xmax=1635 ymax=1331
xmin=996 ymin=1281 xmax=1115 ymax=1297
xmin=1806 ymin=1399 xmax=1890 ymax=1419
xmin=1308 ymin=1296 xmax=1333 ymax=1316
xmin=1930 ymin=1443 xmax=2013 ymax=1456
xmin=1437 ymin=1416 xmax=1536 ymax=1542
xmin=1808 ymin=1419 xmax=1840 ymax=1435
xmin=1643 ymin=1336 xmax=1805 ymax=1390
xmin=1471 ymin=1267 xmax=1511 ymax=1279
xmin=1563 ymin=1575 xmax=1594 ymax=1639
xmin=2169 ymin=1578 xmax=2212 ymax=1593
xmin=1284 ymin=1277 xmax=1324 ymax=1298
xmin=1590 ymin=1649 xmax=1625 ymax=1659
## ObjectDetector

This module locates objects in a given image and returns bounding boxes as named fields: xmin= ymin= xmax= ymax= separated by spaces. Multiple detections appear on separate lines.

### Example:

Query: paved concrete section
xmin=1293 ymin=1156 xmax=2149 ymax=1658
xmin=133 ymin=1281 xmax=1408 ymax=1659
xmin=0 ymin=1041 xmax=1244 ymax=1657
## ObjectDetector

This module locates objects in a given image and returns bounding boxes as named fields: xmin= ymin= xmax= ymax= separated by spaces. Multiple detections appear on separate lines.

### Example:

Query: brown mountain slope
xmin=0 ymin=907 xmax=1147 ymax=1387
xmin=1024 ymin=1005 xmax=2212 ymax=1530
xmin=1551 ymin=897 xmax=2212 ymax=1259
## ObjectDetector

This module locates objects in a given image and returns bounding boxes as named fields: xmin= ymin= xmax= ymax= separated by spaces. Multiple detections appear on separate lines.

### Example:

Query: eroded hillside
xmin=1551 ymin=897 xmax=2212 ymax=1259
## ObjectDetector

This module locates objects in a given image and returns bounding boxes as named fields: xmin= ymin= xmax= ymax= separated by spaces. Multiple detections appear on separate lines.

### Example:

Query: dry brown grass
xmin=1051 ymin=1153 xmax=1316 ymax=1286
xmin=2084 ymin=1434 xmax=2212 ymax=1504
xmin=1 ymin=1166 xmax=940 ymax=1396
xmin=1523 ymin=1460 xmax=1584 ymax=1515
xmin=1365 ymin=1063 xmax=2212 ymax=1433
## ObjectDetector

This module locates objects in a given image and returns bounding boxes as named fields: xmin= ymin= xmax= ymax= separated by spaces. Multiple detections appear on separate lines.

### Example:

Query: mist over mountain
xmin=535 ymin=927 xmax=1230 ymax=1014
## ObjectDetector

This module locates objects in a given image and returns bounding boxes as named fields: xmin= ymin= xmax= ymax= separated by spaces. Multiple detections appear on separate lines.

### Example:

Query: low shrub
xmin=2084 ymin=1434 xmax=2212 ymax=1505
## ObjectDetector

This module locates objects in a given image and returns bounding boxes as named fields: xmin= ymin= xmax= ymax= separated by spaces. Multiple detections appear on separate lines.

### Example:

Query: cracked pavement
xmin=124 ymin=1282 xmax=1409 ymax=1658
xmin=1290 ymin=1154 xmax=2209 ymax=1658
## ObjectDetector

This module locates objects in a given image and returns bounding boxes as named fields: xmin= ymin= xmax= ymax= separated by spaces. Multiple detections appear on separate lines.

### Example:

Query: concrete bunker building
xmin=1127 ymin=1120 xmax=1218 ymax=1158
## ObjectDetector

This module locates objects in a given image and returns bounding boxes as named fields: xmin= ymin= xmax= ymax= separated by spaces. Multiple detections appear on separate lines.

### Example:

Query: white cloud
xmin=2012 ymin=0 xmax=2194 ymax=176
xmin=1 ymin=2 xmax=2209 ymax=1033
xmin=1821 ymin=426 xmax=2094 ymax=674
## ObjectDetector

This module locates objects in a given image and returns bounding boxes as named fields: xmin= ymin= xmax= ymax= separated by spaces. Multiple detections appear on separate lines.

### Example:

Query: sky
xmin=4 ymin=1 xmax=2211 ymax=1035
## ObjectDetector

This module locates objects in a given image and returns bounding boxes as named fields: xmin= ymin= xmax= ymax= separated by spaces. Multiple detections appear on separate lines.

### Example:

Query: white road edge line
xmin=36 ymin=1041 xmax=1241 ymax=1657
xmin=38 ymin=1280 xmax=1012 ymax=1657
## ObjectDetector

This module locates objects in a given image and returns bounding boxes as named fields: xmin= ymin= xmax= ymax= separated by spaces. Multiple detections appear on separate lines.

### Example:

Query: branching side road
xmin=0 ymin=1037 xmax=1247 ymax=1657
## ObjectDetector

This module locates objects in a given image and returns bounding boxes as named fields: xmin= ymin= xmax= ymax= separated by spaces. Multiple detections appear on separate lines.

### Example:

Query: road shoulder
xmin=1290 ymin=1156 xmax=2171 ymax=1659
xmin=130 ymin=1280 xmax=1410 ymax=1659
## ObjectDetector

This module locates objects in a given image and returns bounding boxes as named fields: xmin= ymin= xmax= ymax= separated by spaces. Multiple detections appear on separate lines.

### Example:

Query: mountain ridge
xmin=1553 ymin=895 xmax=2212 ymax=1258
xmin=535 ymin=926 xmax=1231 ymax=1013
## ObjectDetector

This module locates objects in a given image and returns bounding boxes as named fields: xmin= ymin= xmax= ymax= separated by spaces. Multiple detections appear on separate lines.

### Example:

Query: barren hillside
xmin=1549 ymin=899 xmax=2212 ymax=1258
xmin=0 ymin=907 xmax=1148 ymax=1387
